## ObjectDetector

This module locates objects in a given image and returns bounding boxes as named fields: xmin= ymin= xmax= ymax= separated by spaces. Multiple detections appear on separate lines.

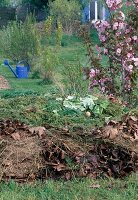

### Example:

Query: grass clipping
xmin=0 ymin=116 xmax=138 ymax=182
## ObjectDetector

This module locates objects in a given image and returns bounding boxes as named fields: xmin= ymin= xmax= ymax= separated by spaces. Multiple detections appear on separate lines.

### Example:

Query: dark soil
xmin=0 ymin=115 xmax=137 ymax=183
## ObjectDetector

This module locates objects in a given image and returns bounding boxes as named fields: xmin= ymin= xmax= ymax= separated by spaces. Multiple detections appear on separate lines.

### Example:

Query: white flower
xmin=127 ymin=65 xmax=133 ymax=71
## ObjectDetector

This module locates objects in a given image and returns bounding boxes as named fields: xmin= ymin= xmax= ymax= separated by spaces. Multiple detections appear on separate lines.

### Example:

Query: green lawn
xmin=0 ymin=174 xmax=138 ymax=200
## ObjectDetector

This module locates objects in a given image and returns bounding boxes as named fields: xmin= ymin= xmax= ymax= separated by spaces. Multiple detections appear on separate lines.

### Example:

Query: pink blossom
xmin=125 ymin=29 xmax=131 ymax=34
xmin=126 ymin=1 xmax=132 ymax=6
xmin=93 ymin=80 xmax=98 ymax=85
xmin=106 ymin=0 xmax=122 ymax=10
xmin=89 ymin=69 xmax=96 ymax=78
xmin=118 ymin=22 xmax=125 ymax=29
xmin=132 ymin=58 xmax=138 ymax=66
xmin=102 ymin=21 xmax=110 ymax=28
xmin=89 ymin=68 xmax=100 ymax=78
xmin=89 ymin=79 xmax=98 ymax=90
xmin=127 ymin=65 xmax=133 ymax=72
xmin=116 ymin=31 xmax=121 ymax=36
xmin=132 ymin=58 xmax=138 ymax=62
xmin=101 ymin=87 xmax=105 ymax=93
xmin=127 ymin=53 xmax=133 ymax=58
xmin=116 ymin=48 xmax=122 ymax=55
xmin=126 ymin=37 xmax=132 ymax=43
xmin=95 ymin=45 xmax=101 ymax=53
xmin=132 ymin=36 xmax=137 ymax=41
xmin=99 ymin=35 xmax=106 ymax=42
xmin=104 ymin=48 xmax=108 ymax=54
xmin=113 ymin=22 xmax=118 ymax=30
xmin=95 ymin=20 xmax=110 ymax=33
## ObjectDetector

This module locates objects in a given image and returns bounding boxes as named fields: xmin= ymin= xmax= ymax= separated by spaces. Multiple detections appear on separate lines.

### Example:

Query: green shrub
xmin=35 ymin=47 xmax=59 ymax=84
xmin=50 ymin=0 xmax=81 ymax=34
xmin=45 ymin=16 xmax=53 ymax=38
xmin=55 ymin=20 xmax=63 ymax=47
xmin=63 ymin=61 xmax=88 ymax=95
xmin=0 ymin=15 xmax=40 ymax=63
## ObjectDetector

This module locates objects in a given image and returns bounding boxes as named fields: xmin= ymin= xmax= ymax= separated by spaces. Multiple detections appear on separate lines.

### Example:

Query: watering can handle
xmin=17 ymin=60 xmax=30 ymax=72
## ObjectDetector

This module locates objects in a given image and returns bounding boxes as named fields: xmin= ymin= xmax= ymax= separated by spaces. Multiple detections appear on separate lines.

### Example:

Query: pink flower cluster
xmin=106 ymin=0 xmax=122 ymax=10
xmin=89 ymin=68 xmax=112 ymax=93
xmin=89 ymin=68 xmax=100 ymax=78
xmin=95 ymin=21 xmax=110 ymax=43
xmin=95 ymin=21 xmax=110 ymax=33
xmin=115 ymin=24 xmax=138 ymax=75
xmin=92 ymin=0 xmax=138 ymax=95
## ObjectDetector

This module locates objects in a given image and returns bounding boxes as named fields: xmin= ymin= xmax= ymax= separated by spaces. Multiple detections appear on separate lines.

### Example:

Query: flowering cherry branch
xmin=89 ymin=0 xmax=138 ymax=104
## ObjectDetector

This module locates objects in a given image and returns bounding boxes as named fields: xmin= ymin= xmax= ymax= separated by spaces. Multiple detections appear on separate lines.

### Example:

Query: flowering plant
xmin=88 ymin=0 xmax=138 ymax=104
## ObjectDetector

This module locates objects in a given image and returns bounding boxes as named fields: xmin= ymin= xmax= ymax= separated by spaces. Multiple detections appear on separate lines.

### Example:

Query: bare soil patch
xmin=0 ymin=115 xmax=137 ymax=182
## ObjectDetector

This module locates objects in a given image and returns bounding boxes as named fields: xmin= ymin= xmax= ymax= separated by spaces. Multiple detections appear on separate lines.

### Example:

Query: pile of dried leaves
xmin=0 ymin=115 xmax=137 ymax=182
xmin=0 ymin=75 xmax=10 ymax=90
xmin=0 ymin=120 xmax=44 ymax=182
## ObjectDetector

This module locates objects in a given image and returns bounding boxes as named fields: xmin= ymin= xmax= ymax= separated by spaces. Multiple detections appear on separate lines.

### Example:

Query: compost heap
xmin=0 ymin=75 xmax=10 ymax=90
xmin=0 ymin=115 xmax=137 ymax=182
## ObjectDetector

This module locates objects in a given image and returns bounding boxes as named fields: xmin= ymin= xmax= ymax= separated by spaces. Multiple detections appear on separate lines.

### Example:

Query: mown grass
xmin=0 ymin=174 xmax=138 ymax=200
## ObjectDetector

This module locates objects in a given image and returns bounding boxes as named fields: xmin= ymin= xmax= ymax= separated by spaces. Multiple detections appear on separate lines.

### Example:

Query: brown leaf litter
xmin=0 ymin=75 xmax=10 ymax=90
xmin=0 ymin=115 xmax=138 ymax=182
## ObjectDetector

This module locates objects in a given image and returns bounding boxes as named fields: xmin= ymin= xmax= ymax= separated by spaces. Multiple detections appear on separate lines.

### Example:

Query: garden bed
xmin=0 ymin=115 xmax=137 ymax=183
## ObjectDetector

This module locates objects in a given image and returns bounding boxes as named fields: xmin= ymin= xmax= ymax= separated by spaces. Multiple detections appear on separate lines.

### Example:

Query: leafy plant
xmin=56 ymin=95 xmax=110 ymax=117
xmin=45 ymin=16 xmax=53 ymax=39
xmin=63 ymin=61 xmax=88 ymax=95
xmin=50 ymin=0 xmax=81 ymax=34
xmin=36 ymin=47 xmax=59 ymax=84
xmin=55 ymin=20 xmax=63 ymax=47
xmin=0 ymin=15 xmax=40 ymax=63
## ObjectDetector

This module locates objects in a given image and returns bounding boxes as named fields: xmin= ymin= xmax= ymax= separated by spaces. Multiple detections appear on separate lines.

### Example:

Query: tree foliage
xmin=0 ymin=0 xmax=9 ymax=6
xmin=22 ymin=0 xmax=49 ymax=9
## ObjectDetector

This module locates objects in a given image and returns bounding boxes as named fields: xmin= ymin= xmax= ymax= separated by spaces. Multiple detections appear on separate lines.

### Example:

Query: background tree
xmin=50 ymin=0 xmax=81 ymax=34
xmin=21 ymin=0 xmax=49 ymax=9
xmin=0 ymin=0 xmax=9 ymax=6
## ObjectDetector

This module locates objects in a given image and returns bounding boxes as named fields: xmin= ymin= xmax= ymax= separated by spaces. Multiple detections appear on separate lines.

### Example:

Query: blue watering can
xmin=4 ymin=60 xmax=30 ymax=79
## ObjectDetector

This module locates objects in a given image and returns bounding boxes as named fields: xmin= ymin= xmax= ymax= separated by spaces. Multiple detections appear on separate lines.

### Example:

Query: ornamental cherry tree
xmin=89 ymin=0 xmax=138 ymax=104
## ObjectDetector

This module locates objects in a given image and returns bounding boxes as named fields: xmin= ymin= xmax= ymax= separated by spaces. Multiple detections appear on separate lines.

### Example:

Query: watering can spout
xmin=4 ymin=59 xmax=18 ymax=78
xmin=4 ymin=59 xmax=9 ymax=66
